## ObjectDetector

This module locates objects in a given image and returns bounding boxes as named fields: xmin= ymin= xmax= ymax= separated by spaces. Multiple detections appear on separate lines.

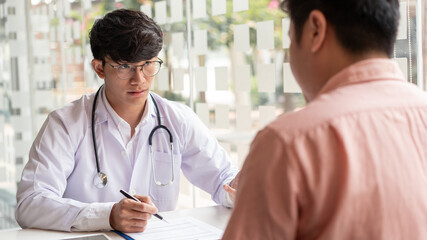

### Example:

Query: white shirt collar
xmin=101 ymin=87 xmax=152 ymax=145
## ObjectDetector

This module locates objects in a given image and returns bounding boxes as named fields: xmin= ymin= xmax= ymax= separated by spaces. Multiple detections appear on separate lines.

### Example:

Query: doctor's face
xmin=95 ymin=57 xmax=159 ymax=111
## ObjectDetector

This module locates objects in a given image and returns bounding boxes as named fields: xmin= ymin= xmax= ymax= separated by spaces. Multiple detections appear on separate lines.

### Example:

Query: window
xmin=0 ymin=0 xmax=424 ymax=230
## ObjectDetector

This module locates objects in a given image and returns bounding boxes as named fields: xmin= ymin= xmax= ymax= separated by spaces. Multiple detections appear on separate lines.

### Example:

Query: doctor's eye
xmin=118 ymin=64 xmax=131 ymax=70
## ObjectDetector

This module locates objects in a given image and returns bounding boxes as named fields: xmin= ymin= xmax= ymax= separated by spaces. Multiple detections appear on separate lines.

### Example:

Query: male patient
xmin=223 ymin=0 xmax=427 ymax=239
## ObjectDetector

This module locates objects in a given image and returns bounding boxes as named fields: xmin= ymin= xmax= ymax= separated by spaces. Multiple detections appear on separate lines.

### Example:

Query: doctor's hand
xmin=110 ymin=195 xmax=158 ymax=233
xmin=223 ymin=171 xmax=241 ymax=203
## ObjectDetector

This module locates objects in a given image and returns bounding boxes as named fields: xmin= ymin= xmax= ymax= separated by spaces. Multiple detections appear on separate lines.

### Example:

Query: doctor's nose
xmin=130 ymin=67 xmax=147 ymax=84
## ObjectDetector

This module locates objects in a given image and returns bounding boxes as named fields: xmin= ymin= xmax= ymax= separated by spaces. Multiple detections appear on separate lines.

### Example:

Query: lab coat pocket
xmin=149 ymin=151 xmax=181 ymax=203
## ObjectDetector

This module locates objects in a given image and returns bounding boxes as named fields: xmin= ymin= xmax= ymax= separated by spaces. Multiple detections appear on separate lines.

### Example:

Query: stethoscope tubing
xmin=91 ymin=85 xmax=174 ymax=188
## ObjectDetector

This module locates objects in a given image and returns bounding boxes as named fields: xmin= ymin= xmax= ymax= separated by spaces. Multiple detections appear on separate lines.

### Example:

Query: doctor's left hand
xmin=223 ymin=171 xmax=241 ymax=203
xmin=110 ymin=195 xmax=158 ymax=233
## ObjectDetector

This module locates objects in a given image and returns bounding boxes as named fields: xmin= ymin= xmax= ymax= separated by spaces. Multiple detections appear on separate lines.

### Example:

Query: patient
xmin=223 ymin=0 xmax=427 ymax=239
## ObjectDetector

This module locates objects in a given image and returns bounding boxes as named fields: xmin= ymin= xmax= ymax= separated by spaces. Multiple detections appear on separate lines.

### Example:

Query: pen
xmin=119 ymin=189 xmax=168 ymax=223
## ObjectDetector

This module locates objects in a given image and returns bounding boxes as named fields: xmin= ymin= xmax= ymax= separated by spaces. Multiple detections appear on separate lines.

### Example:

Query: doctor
xmin=15 ymin=9 xmax=239 ymax=233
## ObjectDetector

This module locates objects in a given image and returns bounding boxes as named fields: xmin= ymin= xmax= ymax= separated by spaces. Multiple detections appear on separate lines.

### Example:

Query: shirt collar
xmin=317 ymin=58 xmax=405 ymax=97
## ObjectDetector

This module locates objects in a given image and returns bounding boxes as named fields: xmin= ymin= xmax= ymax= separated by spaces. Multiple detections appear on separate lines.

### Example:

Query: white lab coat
xmin=15 ymin=91 xmax=238 ymax=231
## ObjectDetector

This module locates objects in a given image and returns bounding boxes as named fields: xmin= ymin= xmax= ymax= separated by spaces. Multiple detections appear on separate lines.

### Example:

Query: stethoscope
xmin=92 ymin=85 xmax=175 ymax=188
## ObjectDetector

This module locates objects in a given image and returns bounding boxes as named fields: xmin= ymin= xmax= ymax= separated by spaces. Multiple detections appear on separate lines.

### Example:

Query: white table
xmin=0 ymin=205 xmax=232 ymax=240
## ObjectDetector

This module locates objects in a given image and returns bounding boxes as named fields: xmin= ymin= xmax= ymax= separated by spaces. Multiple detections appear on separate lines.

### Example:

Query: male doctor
xmin=15 ymin=9 xmax=239 ymax=233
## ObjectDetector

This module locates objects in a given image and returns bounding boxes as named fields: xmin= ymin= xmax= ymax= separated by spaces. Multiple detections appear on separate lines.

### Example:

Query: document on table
xmin=125 ymin=216 xmax=223 ymax=240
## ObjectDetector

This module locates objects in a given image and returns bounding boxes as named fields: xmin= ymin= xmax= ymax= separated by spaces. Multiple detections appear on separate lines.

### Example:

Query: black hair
xmin=280 ymin=0 xmax=400 ymax=56
xmin=89 ymin=9 xmax=163 ymax=63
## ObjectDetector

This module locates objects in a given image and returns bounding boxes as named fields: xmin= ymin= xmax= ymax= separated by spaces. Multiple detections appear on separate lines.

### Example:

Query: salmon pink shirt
xmin=223 ymin=59 xmax=427 ymax=240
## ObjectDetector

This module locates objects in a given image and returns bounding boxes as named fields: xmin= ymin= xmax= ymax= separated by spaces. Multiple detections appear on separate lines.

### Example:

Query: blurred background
xmin=0 ymin=0 xmax=424 ymax=230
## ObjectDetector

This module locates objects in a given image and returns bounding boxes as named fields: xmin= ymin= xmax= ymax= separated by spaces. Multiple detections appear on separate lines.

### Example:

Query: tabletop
xmin=0 ymin=205 xmax=232 ymax=240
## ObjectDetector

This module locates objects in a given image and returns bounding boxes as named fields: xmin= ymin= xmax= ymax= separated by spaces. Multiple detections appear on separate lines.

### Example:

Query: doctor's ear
xmin=91 ymin=59 xmax=105 ymax=79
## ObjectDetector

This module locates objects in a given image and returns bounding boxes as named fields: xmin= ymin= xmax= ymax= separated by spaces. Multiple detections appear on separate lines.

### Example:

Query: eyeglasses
xmin=106 ymin=58 xmax=163 ymax=79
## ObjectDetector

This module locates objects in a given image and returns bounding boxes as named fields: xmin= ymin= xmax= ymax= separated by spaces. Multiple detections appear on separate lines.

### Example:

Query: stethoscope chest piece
xmin=93 ymin=171 xmax=108 ymax=188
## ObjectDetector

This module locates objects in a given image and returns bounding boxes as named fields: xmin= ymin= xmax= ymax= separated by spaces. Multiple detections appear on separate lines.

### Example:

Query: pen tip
xmin=163 ymin=219 xmax=169 ymax=223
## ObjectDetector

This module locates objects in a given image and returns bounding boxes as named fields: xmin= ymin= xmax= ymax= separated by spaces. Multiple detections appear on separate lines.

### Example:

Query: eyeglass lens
xmin=117 ymin=61 xmax=161 ymax=79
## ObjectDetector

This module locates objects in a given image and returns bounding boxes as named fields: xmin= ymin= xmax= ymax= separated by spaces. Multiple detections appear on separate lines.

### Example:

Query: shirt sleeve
xmin=179 ymin=108 xmax=239 ymax=207
xmin=222 ymin=188 xmax=234 ymax=208
xmin=222 ymin=128 xmax=300 ymax=239
xmin=71 ymin=203 xmax=115 ymax=231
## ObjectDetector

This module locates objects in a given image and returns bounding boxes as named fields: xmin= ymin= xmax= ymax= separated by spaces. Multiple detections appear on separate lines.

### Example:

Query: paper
xmin=259 ymin=106 xmax=276 ymax=128
xmin=234 ymin=65 xmax=251 ymax=92
xmin=35 ymin=90 xmax=54 ymax=108
xmin=32 ymin=15 xmax=49 ymax=33
xmin=282 ymin=18 xmax=291 ymax=48
xmin=50 ymin=27 xmax=56 ymax=42
xmin=66 ymin=48 xmax=73 ymax=64
xmin=170 ymin=0 xmax=183 ymax=23
xmin=157 ymin=67 xmax=169 ymax=91
xmin=73 ymin=21 xmax=80 ymax=40
xmin=141 ymin=4 xmax=152 ymax=18
xmin=193 ymin=0 xmax=207 ymax=19
xmin=212 ymin=0 xmax=226 ymax=16
xmin=196 ymin=103 xmax=210 ymax=126
xmin=257 ymin=20 xmax=274 ymax=50
xmin=215 ymin=104 xmax=229 ymax=128
xmin=195 ymin=67 xmax=207 ymax=92
xmin=397 ymin=2 xmax=407 ymax=40
xmin=173 ymin=68 xmax=185 ymax=91
xmin=236 ymin=105 xmax=251 ymax=131
xmin=33 ymin=40 xmax=50 ymax=57
xmin=10 ymin=40 xmax=26 ymax=57
xmin=219 ymin=142 xmax=231 ymax=155
xmin=237 ymin=144 xmax=250 ymax=168
xmin=36 ymin=114 xmax=48 ymax=132
xmin=74 ymin=46 xmax=82 ymax=64
xmin=68 ymin=73 xmax=74 ymax=88
xmin=48 ymin=4 xmax=55 ymax=19
xmin=233 ymin=0 xmax=248 ymax=12
xmin=11 ymin=116 xmax=31 ymax=132
xmin=234 ymin=24 xmax=250 ymax=52
xmin=257 ymin=63 xmax=275 ymax=92
xmin=126 ymin=217 xmax=222 ymax=240
xmin=155 ymin=1 xmax=167 ymax=25
xmin=65 ymin=23 xmax=72 ymax=42
xmin=194 ymin=29 xmax=208 ymax=56
xmin=51 ymin=50 xmax=57 ymax=64
xmin=283 ymin=63 xmax=301 ymax=93
xmin=7 ymin=15 xmax=25 ymax=31
xmin=394 ymin=57 xmax=408 ymax=82
xmin=172 ymin=32 xmax=184 ymax=58
xmin=63 ymin=0 xmax=71 ymax=16
xmin=82 ymin=0 xmax=92 ymax=10
xmin=215 ymin=66 xmax=228 ymax=91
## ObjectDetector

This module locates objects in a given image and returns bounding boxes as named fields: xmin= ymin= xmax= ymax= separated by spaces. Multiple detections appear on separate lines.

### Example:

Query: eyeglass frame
xmin=104 ymin=58 xmax=163 ymax=79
